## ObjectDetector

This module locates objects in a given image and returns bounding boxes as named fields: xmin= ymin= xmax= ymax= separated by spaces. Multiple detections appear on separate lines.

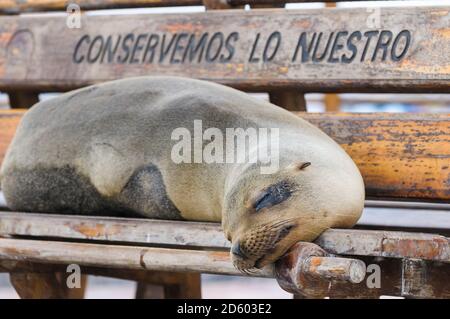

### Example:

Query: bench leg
xmin=9 ymin=272 xmax=87 ymax=299
xmin=135 ymin=272 xmax=201 ymax=299
xmin=7 ymin=92 xmax=39 ymax=108
xmin=269 ymin=90 xmax=307 ymax=111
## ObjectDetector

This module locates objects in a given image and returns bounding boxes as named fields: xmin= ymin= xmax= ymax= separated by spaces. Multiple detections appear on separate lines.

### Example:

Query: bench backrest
xmin=0 ymin=4 xmax=449 ymax=93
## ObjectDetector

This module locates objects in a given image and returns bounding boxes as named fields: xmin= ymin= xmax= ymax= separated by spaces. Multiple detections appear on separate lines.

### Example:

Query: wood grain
xmin=0 ymin=7 xmax=448 ymax=92
xmin=1 ymin=247 xmax=449 ymax=298
xmin=0 ymin=0 xmax=202 ymax=13
xmin=302 ymin=112 xmax=450 ymax=201
xmin=0 ymin=236 xmax=448 ymax=297
xmin=9 ymin=272 xmax=87 ymax=299
xmin=0 ymin=237 xmax=273 ymax=277
xmin=135 ymin=272 xmax=201 ymax=299
xmin=0 ymin=0 xmax=409 ymax=13
xmin=0 ymin=110 xmax=22 ymax=170
xmin=1 ymin=110 xmax=448 ymax=200
xmin=0 ymin=212 xmax=448 ymax=262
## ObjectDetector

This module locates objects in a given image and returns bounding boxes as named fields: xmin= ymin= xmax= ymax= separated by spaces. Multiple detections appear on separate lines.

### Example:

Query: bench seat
xmin=0 ymin=212 xmax=448 ymax=298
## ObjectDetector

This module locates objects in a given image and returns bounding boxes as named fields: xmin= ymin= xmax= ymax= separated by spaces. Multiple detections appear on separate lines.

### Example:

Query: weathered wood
xmin=0 ymin=211 xmax=230 ymax=248
xmin=232 ymin=0 xmax=411 ymax=5
xmin=3 ymin=261 xmax=191 ymax=299
xmin=0 ymin=237 xmax=368 ymax=286
xmin=202 ymin=0 xmax=233 ymax=10
xmin=0 ymin=0 xmax=203 ymax=13
xmin=1 ymin=110 xmax=448 ymax=200
xmin=2 ymin=256 xmax=449 ymax=298
xmin=275 ymin=242 xmax=366 ymax=298
xmin=9 ymin=272 xmax=87 ymax=299
xmin=0 ymin=7 xmax=448 ymax=92
xmin=10 ymin=272 xmax=65 ymax=298
xmin=0 ymin=237 xmax=448 ymax=298
xmin=7 ymin=92 xmax=39 ymax=108
xmin=269 ymin=90 xmax=306 ymax=111
xmin=0 ymin=237 xmax=271 ymax=276
xmin=0 ymin=212 xmax=449 ymax=262
xmin=316 ymin=229 xmax=450 ymax=262
xmin=302 ymin=112 xmax=450 ymax=201
xmin=400 ymin=258 xmax=449 ymax=298
xmin=163 ymin=272 xmax=201 ymax=298
xmin=135 ymin=272 xmax=201 ymax=299
xmin=0 ymin=110 xmax=22 ymax=168
xmin=135 ymin=283 xmax=165 ymax=298
xmin=292 ymin=254 xmax=450 ymax=299
xmin=0 ymin=0 xmax=416 ymax=13
xmin=0 ymin=259 xmax=193 ymax=288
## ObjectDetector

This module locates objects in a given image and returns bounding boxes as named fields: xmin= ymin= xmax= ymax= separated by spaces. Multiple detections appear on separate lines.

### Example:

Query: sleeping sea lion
xmin=0 ymin=76 xmax=365 ymax=270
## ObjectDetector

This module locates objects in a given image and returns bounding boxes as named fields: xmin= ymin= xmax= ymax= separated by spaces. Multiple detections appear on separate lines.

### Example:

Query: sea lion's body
xmin=0 ymin=77 xmax=364 ymax=269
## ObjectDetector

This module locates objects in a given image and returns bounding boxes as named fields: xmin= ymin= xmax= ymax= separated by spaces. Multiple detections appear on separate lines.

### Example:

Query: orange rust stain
xmin=309 ymin=257 xmax=323 ymax=267
xmin=225 ymin=63 xmax=244 ymax=73
xmin=162 ymin=23 xmax=203 ymax=33
xmin=210 ymin=251 xmax=229 ymax=262
xmin=382 ymin=238 xmax=446 ymax=260
xmin=397 ymin=59 xmax=450 ymax=75
xmin=291 ymin=19 xmax=311 ymax=29
xmin=302 ymin=113 xmax=450 ymax=200
xmin=434 ymin=28 xmax=450 ymax=39
xmin=72 ymin=224 xmax=106 ymax=238
xmin=327 ymin=267 xmax=346 ymax=275
xmin=278 ymin=67 xmax=289 ymax=74
xmin=0 ymin=32 xmax=13 ymax=44
xmin=307 ymin=257 xmax=323 ymax=273
xmin=72 ymin=223 xmax=120 ymax=238
xmin=0 ymin=110 xmax=25 ymax=168
xmin=430 ymin=10 xmax=450 ymax=17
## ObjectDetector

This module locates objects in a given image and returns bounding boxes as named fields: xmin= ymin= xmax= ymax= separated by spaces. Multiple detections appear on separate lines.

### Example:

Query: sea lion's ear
xmin=287 ymin=161 xmax=311 ymax=171
xmin=298 ymin=162 xmax=311 ymax=170
xmin=252 ymin=181 xmax=293 ymax=212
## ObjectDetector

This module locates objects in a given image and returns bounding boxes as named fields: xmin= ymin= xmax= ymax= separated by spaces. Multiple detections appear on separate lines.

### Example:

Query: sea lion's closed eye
xmin=253 ymin=181 xmax=293 ymax=212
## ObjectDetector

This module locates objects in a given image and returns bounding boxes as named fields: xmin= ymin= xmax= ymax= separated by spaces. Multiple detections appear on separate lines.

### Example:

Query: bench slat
xmin=1 ymin=236 xmax=448 ymax=298
xmin=0 ymin=7 xmax=449 ymax=92
xmin=0 ymin=212 xmax=448 ymax=262
xmin=1 ymin=110 xmax=448 ymax=200
xmin=0 ymin=0 xmax=203 ymax=13
xmin=302 ymin=113 xmax=450 ymax=201
xmin=0 ymin=237 xmax=272 ymax=277
xmin=0 ymin=0 xmax=412 ymax=13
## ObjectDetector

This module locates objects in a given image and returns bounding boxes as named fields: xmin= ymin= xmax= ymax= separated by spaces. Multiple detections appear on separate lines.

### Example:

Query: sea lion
xmin=0 ymin=76 xmax=365 ymax=270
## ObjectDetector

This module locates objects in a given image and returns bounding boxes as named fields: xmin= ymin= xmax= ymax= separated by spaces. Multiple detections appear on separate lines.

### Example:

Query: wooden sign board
xmin=0 ymin=7 xmax=449 ymax=92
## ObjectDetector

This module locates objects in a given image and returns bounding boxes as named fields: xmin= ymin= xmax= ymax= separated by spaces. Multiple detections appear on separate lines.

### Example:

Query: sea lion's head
xmin=223 ymin=150 xmax=365 ymax=272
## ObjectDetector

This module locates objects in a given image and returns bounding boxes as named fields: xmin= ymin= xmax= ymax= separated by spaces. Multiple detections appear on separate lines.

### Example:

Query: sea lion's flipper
xmin=116 ymin=164 xmax=183 ymax=220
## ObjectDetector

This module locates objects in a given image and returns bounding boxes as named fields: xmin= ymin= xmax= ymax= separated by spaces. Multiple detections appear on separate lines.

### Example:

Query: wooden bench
xmin=0 ymin=1 xmax=449 ymax=298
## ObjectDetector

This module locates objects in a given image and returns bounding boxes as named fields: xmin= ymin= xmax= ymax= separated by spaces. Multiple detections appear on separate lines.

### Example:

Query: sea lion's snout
xmin=230 ymin=222 xmax=298 ymax=272
xmin=231 ymin=242 xmax=247 ymax=259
